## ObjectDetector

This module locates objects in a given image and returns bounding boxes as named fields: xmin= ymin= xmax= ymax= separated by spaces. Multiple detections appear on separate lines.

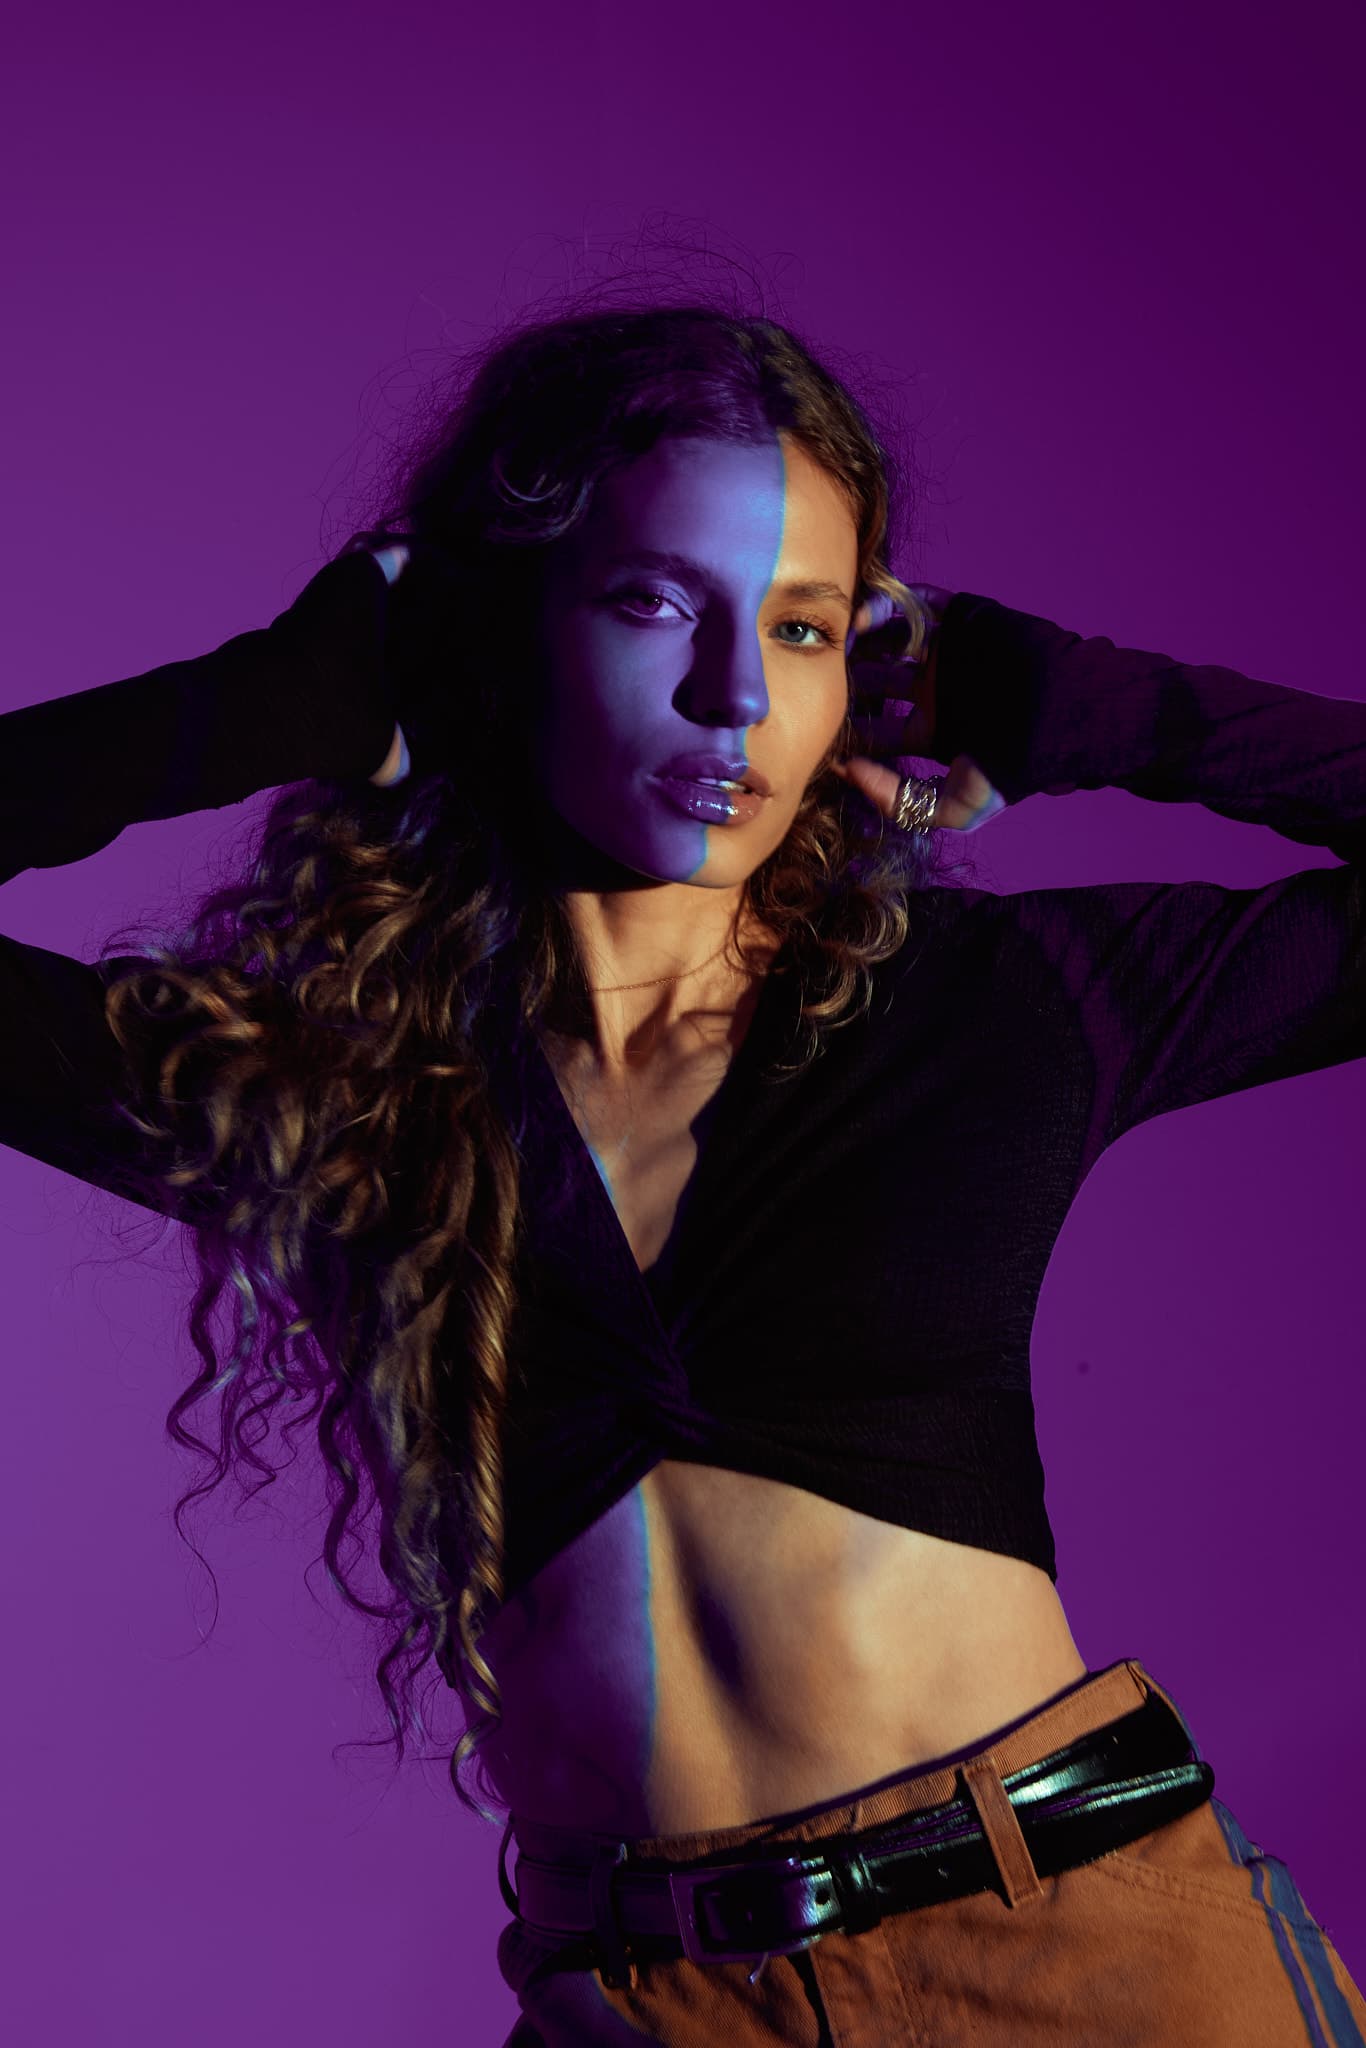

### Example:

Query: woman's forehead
xmin=566 ymin=434 xmax=858 ymax=588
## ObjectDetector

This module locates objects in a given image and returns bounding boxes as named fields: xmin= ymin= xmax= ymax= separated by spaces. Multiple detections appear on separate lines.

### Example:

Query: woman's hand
xmin=365 ymin=544 xmax=413 ymax=785
xmin=361 ymin=532 xmax=474 ymax=787
xmin=835 ymin=583 xmax=1006 ymax=833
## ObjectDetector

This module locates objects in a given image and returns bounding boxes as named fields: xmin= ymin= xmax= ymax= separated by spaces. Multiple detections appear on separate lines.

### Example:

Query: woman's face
xmin=530 ymin=429 xmax=859 ymax=889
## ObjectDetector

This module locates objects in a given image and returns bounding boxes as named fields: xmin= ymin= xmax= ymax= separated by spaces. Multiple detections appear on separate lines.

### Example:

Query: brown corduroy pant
xmin=496 ymin=1658 xmax=1365 ymax=2046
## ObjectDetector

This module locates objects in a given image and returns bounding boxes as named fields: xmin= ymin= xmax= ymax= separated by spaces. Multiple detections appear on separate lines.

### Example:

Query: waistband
xmin=501 ymin=1659 xmax=1213 ymax=1987
xmin=508 ymin=1657 xmax=1197 ymax=1873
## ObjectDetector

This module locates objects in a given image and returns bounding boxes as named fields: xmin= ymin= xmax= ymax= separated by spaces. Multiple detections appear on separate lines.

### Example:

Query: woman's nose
xmin=673 ymin=636 xmax=770 ymax=728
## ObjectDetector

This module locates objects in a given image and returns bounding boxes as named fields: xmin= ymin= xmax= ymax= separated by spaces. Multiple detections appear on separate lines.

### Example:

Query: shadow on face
xmin=527 ymin=428 xmax=859 ymax=896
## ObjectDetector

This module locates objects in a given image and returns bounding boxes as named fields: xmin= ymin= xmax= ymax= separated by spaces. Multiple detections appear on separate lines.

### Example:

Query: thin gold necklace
xmin=587 ymin=937 xmax=734 ymax=995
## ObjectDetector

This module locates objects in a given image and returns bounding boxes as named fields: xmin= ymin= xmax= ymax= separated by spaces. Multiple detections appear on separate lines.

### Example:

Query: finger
xmin=836 ymin=754 xmax=913 ymax=818
xmin=849 ymin=665 xmax=928 ymax=707
xmin=369 ymin=543 xmax=410 ymax=588
xmin=849 ymin=704 xmax=937 ymax=756
xmin=904 ymin=582 xmax=957 ymax=613
xmin=949 ymin=758 xmax=1008 ymax=831
xmin=850 ymin=593 xmax=889 ymax=636
xmin=848 ymin=589 xmax=913 ymax=646
xmin=849 ymin=644 xmax=924 ymax=686
xmin=836 ymin=751 xmax=1006 ymax=834
xmin=848 ymin=627 xmax=917 ymax=668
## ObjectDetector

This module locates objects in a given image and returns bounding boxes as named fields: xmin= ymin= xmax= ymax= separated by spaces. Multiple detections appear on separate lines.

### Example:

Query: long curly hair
xmin=94 ymin=258 xmax=985 ymax=1823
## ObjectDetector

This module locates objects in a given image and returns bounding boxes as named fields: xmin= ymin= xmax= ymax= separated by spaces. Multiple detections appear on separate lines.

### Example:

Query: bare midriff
xmin=478 ymin=1465 xmax=1088 ymax=1837
xmin=476 ymin=976 xmax=1088 ymax=1838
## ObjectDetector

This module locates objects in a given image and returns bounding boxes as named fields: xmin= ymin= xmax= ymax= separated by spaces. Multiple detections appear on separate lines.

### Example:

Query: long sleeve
xmin=931 ymin=593 xmax=1366 ymax=1144
xmin=0 ymin=549 xmax=397 ymax=1218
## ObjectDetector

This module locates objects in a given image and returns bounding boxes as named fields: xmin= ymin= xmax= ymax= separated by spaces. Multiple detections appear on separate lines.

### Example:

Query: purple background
xmin=3 ymin=1 xmax=1362 ymax=2037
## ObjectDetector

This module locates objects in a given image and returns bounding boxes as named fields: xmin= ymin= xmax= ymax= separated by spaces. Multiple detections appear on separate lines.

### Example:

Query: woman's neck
xmin=544 ymin=902 xmax=782 ymax=1074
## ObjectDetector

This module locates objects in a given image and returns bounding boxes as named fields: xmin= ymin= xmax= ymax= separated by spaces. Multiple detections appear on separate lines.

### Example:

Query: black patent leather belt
xmin=503 ymin=1688 xmax=1215 ymax=1982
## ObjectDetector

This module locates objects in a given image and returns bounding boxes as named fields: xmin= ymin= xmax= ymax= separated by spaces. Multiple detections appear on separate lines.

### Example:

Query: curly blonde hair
xmin=95 ymin=268 xmax=983 ymax=1822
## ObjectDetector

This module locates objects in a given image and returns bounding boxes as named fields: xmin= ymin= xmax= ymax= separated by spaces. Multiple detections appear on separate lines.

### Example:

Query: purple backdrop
xmin=2 ymin=1 xmax=1362 ymax=2038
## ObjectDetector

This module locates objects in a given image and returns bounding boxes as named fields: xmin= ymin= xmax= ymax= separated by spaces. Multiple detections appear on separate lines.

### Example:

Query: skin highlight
xmin=473 ymin=424 xmax=1073 ymax=1838
xmin=527 ymin=428 xmax=858 ymax=1072
xmin=477 ymin=426 xmax=860 ymax=1820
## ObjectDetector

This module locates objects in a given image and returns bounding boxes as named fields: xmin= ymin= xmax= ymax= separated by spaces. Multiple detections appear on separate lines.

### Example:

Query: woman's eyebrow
xmin=602 ymin=548 xmax=853 ymax=612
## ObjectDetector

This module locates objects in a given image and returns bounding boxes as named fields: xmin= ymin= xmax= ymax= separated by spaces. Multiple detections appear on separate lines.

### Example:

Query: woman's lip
xmin=651 ymin=775 xmax=769 ymax=825
xmin=655 ymin=757 xmax=773 ymax=797
xmin=652 ymin=773 xmax=771 ymax=801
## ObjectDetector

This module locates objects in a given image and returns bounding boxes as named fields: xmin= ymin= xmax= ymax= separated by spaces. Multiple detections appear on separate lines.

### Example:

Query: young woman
xmin=3 ymin=302 xmax=1363 ymax=2045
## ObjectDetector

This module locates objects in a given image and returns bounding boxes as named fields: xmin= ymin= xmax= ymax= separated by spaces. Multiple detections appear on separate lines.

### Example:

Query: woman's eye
xmin=774 ymin=616 xmax=837 ymax=649
xmin=612 ymin=586 xmax=683 ymax=619
xmin=610 ymin=587 xmax=836 ymax=648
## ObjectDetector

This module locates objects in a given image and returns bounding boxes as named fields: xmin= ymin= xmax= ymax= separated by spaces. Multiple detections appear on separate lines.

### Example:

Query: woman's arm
xmin=933 ymin=593 xmax=1365 ymax=865
xmin=0 ymin=549 xmax=400 ymax=1216
xmin=931 ymin=594 xmax=1366 ymax=1145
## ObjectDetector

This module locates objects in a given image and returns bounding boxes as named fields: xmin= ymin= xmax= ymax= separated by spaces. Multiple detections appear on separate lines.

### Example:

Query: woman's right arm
xmin=0 ymin=549 xmax=402 ymax=1220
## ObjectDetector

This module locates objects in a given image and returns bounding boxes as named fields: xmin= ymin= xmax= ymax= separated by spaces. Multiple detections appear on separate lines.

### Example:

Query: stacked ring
xmin=892 ymin=775 xmax=944 ymax=835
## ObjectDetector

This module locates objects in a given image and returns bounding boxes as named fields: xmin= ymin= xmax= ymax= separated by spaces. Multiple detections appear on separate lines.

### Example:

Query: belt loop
xmin=1126 ymin=1660 xmax=1204 ymax=1757
xmin=961 ymin=1758 xmax=1046 ymax=1910
xmin=589 ymin=1840 xmax=640 ymax=1993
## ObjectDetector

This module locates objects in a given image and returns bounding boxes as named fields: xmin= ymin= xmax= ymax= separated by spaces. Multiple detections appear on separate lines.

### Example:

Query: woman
xmin=2 ymin=300 xmax=1363 ymax=2045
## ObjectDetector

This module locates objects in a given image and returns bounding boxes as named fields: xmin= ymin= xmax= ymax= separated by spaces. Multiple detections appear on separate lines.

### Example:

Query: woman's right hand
xmin=351 ymin=532 xmax=468 ymax=789
xmin=364 ymin=543 xmax=411 ymax=786
xmin=369 ymin=543 xmax=410 ymax=591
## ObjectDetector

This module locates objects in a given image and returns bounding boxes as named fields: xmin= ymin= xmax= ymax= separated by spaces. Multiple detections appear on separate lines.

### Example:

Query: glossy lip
xmin=654 ymin=751 xmax=772 ymax=798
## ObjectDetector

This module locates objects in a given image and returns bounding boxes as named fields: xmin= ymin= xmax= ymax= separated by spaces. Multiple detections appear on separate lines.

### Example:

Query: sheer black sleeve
xmin=0 ymin=550 xmax=396 ymax=1217
xmin=933 ymin=594 xmax=1366 ymax=1143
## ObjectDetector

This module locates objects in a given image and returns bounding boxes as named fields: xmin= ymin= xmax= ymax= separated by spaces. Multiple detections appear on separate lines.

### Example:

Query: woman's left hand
xmin=835 ymin=584 xmax=1006 ymax=833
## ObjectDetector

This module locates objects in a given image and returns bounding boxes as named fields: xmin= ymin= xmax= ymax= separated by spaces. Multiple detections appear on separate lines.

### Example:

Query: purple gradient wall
xmin=3 ymin=0 xmax=1362 ymax=2037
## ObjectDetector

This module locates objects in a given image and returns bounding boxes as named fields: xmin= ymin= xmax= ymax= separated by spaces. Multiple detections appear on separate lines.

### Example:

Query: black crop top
xmin=3 ymin=552 xmax=1363 ymax=1604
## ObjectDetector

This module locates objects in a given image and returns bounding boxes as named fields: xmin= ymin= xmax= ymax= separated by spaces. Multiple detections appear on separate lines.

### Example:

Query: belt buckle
xmin=668 ymin=1854 xmax=825 ymax=1968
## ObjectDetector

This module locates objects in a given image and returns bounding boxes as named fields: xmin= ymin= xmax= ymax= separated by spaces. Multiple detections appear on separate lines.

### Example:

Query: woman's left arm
xmin=929 ymin=593 xmax=1366 ymax=865
xmin=896 ymin=591 xmax=1366 ymax=1142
